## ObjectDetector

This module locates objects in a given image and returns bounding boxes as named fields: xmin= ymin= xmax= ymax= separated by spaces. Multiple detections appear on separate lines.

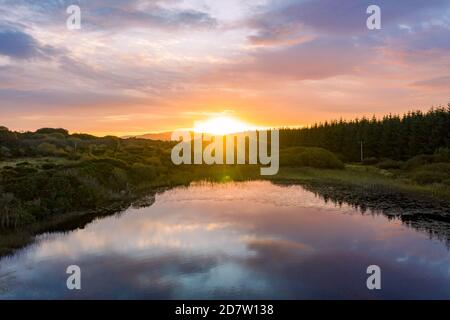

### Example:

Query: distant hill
xmin=122 ymin=132 xmax=173 ymax=141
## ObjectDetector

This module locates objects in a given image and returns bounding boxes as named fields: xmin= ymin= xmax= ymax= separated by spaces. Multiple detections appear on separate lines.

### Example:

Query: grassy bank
xmin=271 ymin=165 xmax=450 ymax=200
xmin=268 ymin=166 xmax=450 ymax=220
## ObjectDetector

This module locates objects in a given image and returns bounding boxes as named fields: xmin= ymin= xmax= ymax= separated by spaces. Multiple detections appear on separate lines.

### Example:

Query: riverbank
xmin=268 ymin=166 xmax=450 ymax=218
xmin=0 ymin=196 xmax=139 ymax=257
xmin=271 ymin=166 xmax=450 ymax=200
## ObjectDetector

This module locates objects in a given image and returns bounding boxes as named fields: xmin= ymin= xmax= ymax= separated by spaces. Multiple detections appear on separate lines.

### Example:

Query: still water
xmin=0 ymin=181 xmax=449 ymax=299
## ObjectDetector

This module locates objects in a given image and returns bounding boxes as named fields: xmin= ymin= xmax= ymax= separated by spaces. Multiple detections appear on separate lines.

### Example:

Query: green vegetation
xmin=280 ymin=147 xmax=345 ymax=169
xmin=280 ymin=105 xmax=450 ymax=162
xmin=270 ymin=165 xmax=450 ymax=200
xmin=0 ymin=125 xmax=264 ymax=231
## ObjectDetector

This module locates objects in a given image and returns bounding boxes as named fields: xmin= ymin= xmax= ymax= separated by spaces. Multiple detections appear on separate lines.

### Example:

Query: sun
xmin=193 ymin=116 xmax=254 ymax=135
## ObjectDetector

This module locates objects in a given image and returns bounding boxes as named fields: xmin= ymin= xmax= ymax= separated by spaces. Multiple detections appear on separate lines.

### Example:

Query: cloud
xmin=0 ymin=27 xmax=56 ymax=59
xmin=202 ymin=36 xmax=369 ymax=84
xmin=57 ymin=55 xmax=184 ymax=92
xmin=247 ymin=24 xmax=314 ymax=47
xmin=2 ymin=0 xmax=217 ymax=32
xmin=225 ymin=0 xmax=450 ymax=83
xmin=411 ymin=75 xmax=450 ymax=88
xmin=0 ymin=88 xmax=138 ymax=110
xmin=247 ymin=0 xmax=450 ymax=40
xmin=86 ymin=5 xmax=217 ymax=31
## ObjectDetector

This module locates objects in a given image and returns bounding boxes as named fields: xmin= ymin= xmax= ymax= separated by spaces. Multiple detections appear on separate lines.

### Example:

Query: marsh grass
xmin=270 ymin=165 xmax=450 ymax=200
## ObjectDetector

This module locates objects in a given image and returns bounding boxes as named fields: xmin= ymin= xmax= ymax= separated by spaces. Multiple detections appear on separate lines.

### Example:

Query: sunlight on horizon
xmin=193 ymin=116 xmax=259 ymax=135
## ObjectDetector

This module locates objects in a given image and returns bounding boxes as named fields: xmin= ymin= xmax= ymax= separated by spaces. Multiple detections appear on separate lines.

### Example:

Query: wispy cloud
xmin=0 ymin=25 xmax=61 ymax=59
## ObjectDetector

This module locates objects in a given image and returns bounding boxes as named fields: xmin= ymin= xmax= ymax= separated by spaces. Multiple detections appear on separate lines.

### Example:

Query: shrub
xmin=280 ymin=147 xmax=344 ymax=169
xmin=145 ymin=156 xmax=162 ymax=166
xmin=37 ymin=142 xmax=58 ymax=156
xmin=48 ymin=132 xmax=67 ymax=140
xmin=377 ymin=159 xmax=403 ymax=169
xmin=417 ymin=162 xmax=450 ymax=174
xmin=67 ymin=152 xmax=82 ymax=161
xmin=13 ymin=166 xmax=37 ymax=175
xmin=412 ymin=171 xmax=445 ymax=184
xmin=280 ymin=147 xmax=306 ymax=166
xmin=41 ymin=163 xmax=56 ymax=170
xmin=110 ymin=167 xmax=129 ymax=191
xmin=405 ymin=154 xmax=435 ymax=169
xmin=35 ymin=128 xmax=69 ymax=136
xmin=0 ymin=193 xmax=35 ymax=228
xmin=362 ymin=157 xmax=379 ymax=165
xmin=0 ymin=146 xmax=11 ymax=158
xmin=434 ymin=148 xmax=450 ymax=162
xmin=131 ymin=163 xmax=158 ymax=181
xmin=84 ymin=158 xmax=129 ymax=169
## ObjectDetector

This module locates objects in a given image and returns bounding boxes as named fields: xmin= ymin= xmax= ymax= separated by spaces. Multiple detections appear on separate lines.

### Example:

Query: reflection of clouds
xmin=244 ymin=247 xmax=450 ymax=299
xmin=160 ymin=181 xmax=353 ymax=210
xmin=248 ymin=238 xmax=314 ymax=255
xmin=0 ymin=181 xmax=449 ymax=299
xmin=0 ymin=252 xmax=220 ymax=299
xmin=30 ymin=218 xmax=245 ymax=260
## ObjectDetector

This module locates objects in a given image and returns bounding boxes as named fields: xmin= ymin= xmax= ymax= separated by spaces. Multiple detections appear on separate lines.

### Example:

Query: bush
xmin=37 ymin=142 xmax=66 ymax=156
xmin=0 ymin=193 xmax=35 ymax=228
xmin=0 ymin=146 xmax=11 ymax=158
xmin=280 ymin=147 xmax=344 ymax=169
xmin=13 ymin=166 xmax=38 ymax=175
xmin=41 ymin=163 xmax=56 ymax=170
xmin=417 ymin=162 xmax=450 ymax=174
xmin=377 ymin=159 xmax=403 ymax=169
xmin=131 ymin=163 xmax=158 ymax=181
xmin=110 ymin=167 xmax=129 ymax=191
xmin=48 ymin=132 xmax=67 ymax=140
xmin=412 ymin=171 xmax=445 ymax=184
xmin=35 ymin=128 xmax=69 ymax=136
xmin=67 ymin=152 xmax=82 ymax=160
xmin=434 ymin=148 xmax=450 ymax=162
xmin=405 ymin=154 xmax=435 ymax=169
xmin=362 ymin=157 xmax=378 ymax=165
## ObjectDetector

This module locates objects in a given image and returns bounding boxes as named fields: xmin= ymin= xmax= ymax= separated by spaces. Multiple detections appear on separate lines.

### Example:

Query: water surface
xmin=0 ymin=181 xmax=449 ymax=299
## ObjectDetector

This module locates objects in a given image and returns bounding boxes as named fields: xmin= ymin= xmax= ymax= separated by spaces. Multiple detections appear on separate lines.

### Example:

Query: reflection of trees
xmin=38 ymin=193 xmax=157 ymax=235
xmin=289 ymin=182 xmax=450 ymax=248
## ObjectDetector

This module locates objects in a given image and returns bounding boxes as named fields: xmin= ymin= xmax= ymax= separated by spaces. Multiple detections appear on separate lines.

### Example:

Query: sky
xmin=0 ymin=0 xmax=449 ymax=136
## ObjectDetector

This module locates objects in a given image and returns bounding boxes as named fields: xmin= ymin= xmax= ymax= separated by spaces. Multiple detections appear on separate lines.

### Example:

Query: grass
xmin=268 ymin=165 xmax=450 ymax=200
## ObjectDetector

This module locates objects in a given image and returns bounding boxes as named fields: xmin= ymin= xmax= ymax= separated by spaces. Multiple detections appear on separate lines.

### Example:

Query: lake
xmin=0 ymin=181 xmax=449 ymax=299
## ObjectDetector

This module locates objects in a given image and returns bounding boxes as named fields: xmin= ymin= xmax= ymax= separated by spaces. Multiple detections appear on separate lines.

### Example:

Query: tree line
xmin=279 ymin=105 xmax=450 ymax=162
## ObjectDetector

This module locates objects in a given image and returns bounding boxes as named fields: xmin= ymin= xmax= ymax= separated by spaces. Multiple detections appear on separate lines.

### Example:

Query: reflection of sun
xmin=193 ymin=116 xmax=254 ymax=135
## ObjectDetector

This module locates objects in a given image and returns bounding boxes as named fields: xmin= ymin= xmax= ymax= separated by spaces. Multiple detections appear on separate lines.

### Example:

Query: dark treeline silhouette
xmin=280 ymin=105 xmax=450 ymax=161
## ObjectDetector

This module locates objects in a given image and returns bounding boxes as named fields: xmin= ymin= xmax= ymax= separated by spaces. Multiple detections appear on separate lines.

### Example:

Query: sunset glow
xmin=193 ymin=116 xmax=256 ymax=135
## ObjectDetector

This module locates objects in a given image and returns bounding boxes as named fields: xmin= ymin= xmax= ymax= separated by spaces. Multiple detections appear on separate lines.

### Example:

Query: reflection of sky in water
xmin=0 ymin=181 xmax=449 ymax=299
